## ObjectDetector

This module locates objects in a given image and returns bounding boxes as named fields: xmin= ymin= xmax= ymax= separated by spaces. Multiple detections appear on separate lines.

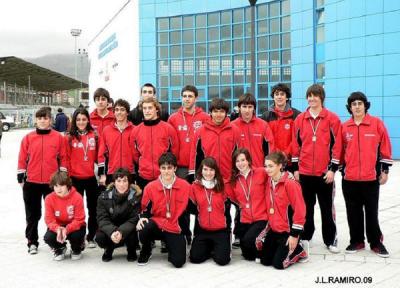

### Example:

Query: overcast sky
xmin=0 ymin=0 xmax=129 ymax=58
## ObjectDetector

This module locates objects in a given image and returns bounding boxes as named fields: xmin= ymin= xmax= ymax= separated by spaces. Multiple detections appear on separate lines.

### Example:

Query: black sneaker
xmin=137 ymin=252 xmax=152 ymax=266
xmin=232 ymin=238 xmax=240 ymax=249
xmin=102 ymin=248 xmax=113 ymax=262
xmin=127 ymin=252 xmax=137 ymax=262
xmin=160 ymin=240 xmax=168 ymax=253
xmin=371 ymin=243 xmax=389 ymax=258
xmin=345 ymin=242 xmax=365 ymax=254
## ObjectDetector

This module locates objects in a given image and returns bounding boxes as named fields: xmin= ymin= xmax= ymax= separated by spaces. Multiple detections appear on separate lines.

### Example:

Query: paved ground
xmin=1 ymin=129 xmax=399 ymax=288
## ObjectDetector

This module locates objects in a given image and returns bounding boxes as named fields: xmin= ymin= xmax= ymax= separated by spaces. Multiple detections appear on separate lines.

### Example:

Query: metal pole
xmin=249 ymin=0 xmax=257 ymax=96
xmin=14 ymin=83 xmax=17 ymax=105
xmin=3 ymin=81 xmax=6 ymax=104
xmin=28 ymin=75 xmax=31 ymax=105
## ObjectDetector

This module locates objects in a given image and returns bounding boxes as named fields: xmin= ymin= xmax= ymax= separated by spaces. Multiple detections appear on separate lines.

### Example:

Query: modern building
xmin=136 ymin=0 xmax=400 ymax=157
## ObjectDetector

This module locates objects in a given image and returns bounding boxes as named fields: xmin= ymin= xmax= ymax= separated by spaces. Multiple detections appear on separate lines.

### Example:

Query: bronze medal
xmin=245 ymin=203 xmax=250 ymax=209
xmin=269 ymin=207 xmax=275 ymax=214
xmin=166 ymin=211 xmax=171 ymax=218
xmin=207 ymin=206 xmax=212 ymax=212
xmin=312 ymin=135 xmax=317 ymax=142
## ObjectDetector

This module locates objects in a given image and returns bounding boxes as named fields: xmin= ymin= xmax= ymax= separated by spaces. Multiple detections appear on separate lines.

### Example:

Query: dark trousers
xmin=44 ymin=226 xmax=86 ymax=252
xmin=23 ymin=181 xmax=52 ymax=247
xmin=136 ymin=175 xmax=151 ymax=192
xmin=260 ymin=230 xmax=305 ymax=269
xmin=342 ymin=179 xmax=382 ymax=247
xmin=236 ymin=220 xmax=267 ymax=260
xmin=95 ymin=230 xmax=138 ymax=255
xmin=189 ymin=228 xmax=231 ymax=266
xmin=139 ymin=220 xmax=186 ymax=268
xmin=299 ymin=175 xmax=337 ymax=246
xmin=71 ymin=176 xmax=99 ymax=241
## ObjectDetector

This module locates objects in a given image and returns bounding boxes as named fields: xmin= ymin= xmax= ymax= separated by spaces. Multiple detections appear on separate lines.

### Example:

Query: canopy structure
xmin=0 ymin=56 xmax=87 ymax=92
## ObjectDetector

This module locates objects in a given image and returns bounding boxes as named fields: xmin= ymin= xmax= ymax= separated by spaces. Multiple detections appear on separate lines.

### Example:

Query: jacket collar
xmin=348 ymin=113 xmax=372 ymax=126
xmin=304 ymin=107 xmax=328 ymax=119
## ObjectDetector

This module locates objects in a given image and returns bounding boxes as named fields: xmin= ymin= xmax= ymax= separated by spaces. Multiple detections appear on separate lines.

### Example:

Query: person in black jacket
xmin=128 ymin=83 xmax=169 ymax=125
xmin=54 ymin=108 xmax=69 ymax=133
xmin=95 ymin=168 xmax=142 ymax=262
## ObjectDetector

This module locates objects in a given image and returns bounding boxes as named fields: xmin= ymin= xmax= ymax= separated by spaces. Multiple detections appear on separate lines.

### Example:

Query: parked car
xmin=0 ymin=112 xmax=16 ymax=131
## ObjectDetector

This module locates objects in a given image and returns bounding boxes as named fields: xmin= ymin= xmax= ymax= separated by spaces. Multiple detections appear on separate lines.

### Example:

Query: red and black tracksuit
xmin=168 ymin=107 xmax=209 ymax=178
xmin=65 ymin=131 xmax=99 ymax=241
xmin=17 ymin=128 xmax=68 ymax=247
xmin=188 ymin=181 xmax=231 ymax=265
xmin=341 ymin=114 xmax=392 ymax=248
xmin=262 ymin=103 xmax=301 ymax=171
xmin=131 ymin=119 xmax=180 ymax=189
xmin=226 ymin=167 xmax=268 ymax=260
xmin=98 ymin=122 xmax=135 ymax=184
xmin=89 ymin=109 xmax=115 ymax=138
xmin=259 ymin=172 xmax=307 ymax=269
xmin=139 ymin=177 xmax=190 ymax=268
xmin=44 ymin=187 xmax=86 ymax=253
xmin=189 ymin=117 xmax=240 ymax=182
xmin=291 ymin=107 xmax=342 ymax=247
xmin=232 ymin=115 xmax=275 ymax=168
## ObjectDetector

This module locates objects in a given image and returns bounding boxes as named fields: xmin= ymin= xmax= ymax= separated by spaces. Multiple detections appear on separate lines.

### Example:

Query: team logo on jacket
xmin=55 ymin=211 xmax=60 ymax=217
xmin=345 ymin=132 xmax=353 ymax=141
xmin=193 ymin=121 xmax=202 ymax=130
xmin=88 ymin=137 xmax=96 ymax=148
xmin=178 ymin=125 xmax=188 ymax=131
xmin=284 ymin=123 xmax=290 ymax=130
xmin=67 ymin=205 xmax=75 ymax=219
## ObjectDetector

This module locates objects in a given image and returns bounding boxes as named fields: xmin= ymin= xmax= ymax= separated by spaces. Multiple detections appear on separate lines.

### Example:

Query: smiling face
xmin=211 ymin=109 xmax=227 ymax=126
xmin=235 ymin=153 xmax=250 ymax=174
xmin=160 ymin=164 xmax=176 ymax=183
xmin=264 ymin=159 xmax=282 ymax=179
xmin=115 ymin=176 xmax=129 ymax=194
xmin=273 ymin=90 xmax=288 ymax=110
xmin=76 ymin=113 xmax=89 ymax=131
xmin=307 ymin=93 xmax=323 ymax=110
xmin=36 ymin=116 xmax=51 ymax=129
xmin=54 ymin=184 xmax=69 ymax=198
xmin=114 ymin=105 xmax=128 ymax=122
xmin=182 ymin=90 xmax=197 ymax=111
xmin=202 ymin=165 xmax=216 ymax=181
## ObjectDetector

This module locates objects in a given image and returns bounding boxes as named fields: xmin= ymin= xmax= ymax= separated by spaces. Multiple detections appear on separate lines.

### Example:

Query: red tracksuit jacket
xmin=292 ymin=107 xmax=342 ymax=176
xmin=190 ymin=181 xmax=227 ymax=231
xmin=168 ymin=107 xmax=209 ymax=167
xmin=262 ymin=104 xmax=301 ymax=161
xmin=17 ymin=129 xmax=68 ymax=184
xmin=189 ymin=117 xmax=240 ymax=181
xmin=131 ymin=119 xmax=179 ymax=181
xmin=232 ymin=115 xmax=275 ymax=168
xmin=65 ymin=131 xmax=97 ymax=178
xmin=44 ymin=187 xmax=86 ymax=234
xmin=341 ymin=114 xmax=392 ymax=181
xmin=226 ymin=167 xmax=268 ymax=223
xmin=265 ymin=172 xmax=306 ymax=236
xmin=98 ymin=122 xmax=135 ymax=175
xmin=141 ymin=177 xmax=190 ymax=234
xmin=90 ymin=109 xmax=115 ymax=138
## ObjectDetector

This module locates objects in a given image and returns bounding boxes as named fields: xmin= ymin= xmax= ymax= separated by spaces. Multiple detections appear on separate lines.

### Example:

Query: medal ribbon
xmin=238 ymin=172 xmax=252 ymax=207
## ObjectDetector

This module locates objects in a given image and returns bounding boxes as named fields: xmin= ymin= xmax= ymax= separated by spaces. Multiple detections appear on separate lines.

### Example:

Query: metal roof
xmin=0 ymin=56 xmax=87 ymax=92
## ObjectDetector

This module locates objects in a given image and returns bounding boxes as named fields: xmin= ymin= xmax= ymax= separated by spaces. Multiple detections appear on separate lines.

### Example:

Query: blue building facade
xmin=139 ymin=0 xmax=400 ymax=158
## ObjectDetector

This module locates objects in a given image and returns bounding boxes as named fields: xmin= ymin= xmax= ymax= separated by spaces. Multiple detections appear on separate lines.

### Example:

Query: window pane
xmin=171 ymin=60 xmax=181 ymax=73
xmin=270 ymin=51 xmax=280 ymax=65
xmin=208 ymin=42 xmax=219 ymax=56
xmin=282 ymin=16 xmax=290 ymax=32
xmin=196 ymin=15 xmax=206 ymax=27
xmin=208 ymin=57 xmax=220 ymax=70
xmin=196 ymin=29 xmax=206 ymax=42
xmin=245 ymin=38 xmax=251 ymax=53
xmin=258 ymin=36 xmax=268 ymax=51
xmin=258 ymin=68 xmax=268 ymax=82
xmin=158 ymin=32 xmax=168 ymax=45
xmin=221 ymin=11 xmax=231 ymax=24
xmin=234 ymin=70 xmax=244 ymax=83
xmin=282 ymin=67 xmax=291 ymax=81
xmin=245 ymin=54 xmax=252 ymax=69
xmin=196 ymin=58 xmax=207 ymax=71
xmin=317 ymin=0 xmax=325 ymax=7
xmin=159 ymin=47 xmax=168 ymax=58
xmin=208 ymin=12 xmax=219 ymax=26
xmin=183 ymin=44 xmax=194 ymax=58
xmin=245 ymin=22 xmax=252 ymax=37
xmin=234 ymin=55 xmax=244 ymax=69
xmin=233 ymin=24 xmax=243 ymax=38
xmin=233 ymin=39 xmax=243 ymax=53
xmin=221 ymin=40 xmax=231 ymax=54
xmin=257 ymin=20 xmax=268 ymax=34
xmin=171 ymin=45 xmax=181 ymax=58
xmin=245 ymin=7 xmax=251 ymax=21
xmin=257 ymin=4 xmax=268 ymax=19
xmin=221 ymin=86 xmax=231 ymax=100
xmin=159 ymin=88 xmax=168 ymax=101
xmin=282 ymin=50 xmax=291 ymax=65
xmin=208 ymin=86 xmax=219 ymax=99
xmin=196 ymin=43 xmax=206 ymax=57
xmin=270 ymin=2 xmax=280 ymax=17
xmin=317 ymin=26 xmax=325 ymax=43
xmin=270 ymin=34 xmax=280 ymax=49
xmin=221 ymin=25 xmax=231 ymax=39
xmin=257 ymin=99 xmax=268 ymax=114
xmin=208 ymin=27 xmax=219 ymax=41
xmin=221 ymin=71 xmax=232 ymax=85
xmin=159 ymin=75 xmax=169 ymax=87
xmin=233 ymin=9 xmax=243 ymax=23
xmin=196 ymin=72 xmax=206 ymax=85
xmin=170 ymin=31 xmax=181 ymax=44
xmin=258 ymin=52 xmax=268 ymax=67
xmin=317 ymin=10 xmax=325 ymax=25
xmin=246 ymin=69 xmax=251 ymax=83
xmin=270 ymin=67 xmax=281 ymax=82
xmin=183 ymin=16 xmax=194 ymax=29
xmin=282 ymin=0 xmax=290 ymax=15
xmin=317 ymin=63 xmax=325 ymax=79
xmin=183 ymin=59 xmax=194 ymax=72
xmin=171 ymin=17 xmax=181 ymax=30
xmin=234 ymin=86 xmax=244 ymax=98
xmin=158 ymin=60 xmax=169 ymax=73
xmin=158 ymin=18 xmax=169 ymax=30
xmin=183 ymin=30 xmax=194 ymax=43
xmin=171 ymin=74 xmax=182 ymax=86
xmin=171 ymin=90 xmax=180 ymax=100
xmin=184 ymin=74 xmax=194 ymax=85
xmin=270 ymin=18 xmax=280 ymax=33
xmin=221 ymin=56 xmax=232 ymax=69
xmin=282 ymin=33 xmax=290 ymax=48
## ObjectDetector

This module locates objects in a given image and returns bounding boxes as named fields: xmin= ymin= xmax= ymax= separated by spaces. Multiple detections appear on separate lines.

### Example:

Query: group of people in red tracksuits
xmin=17 ymin=82 xmax=392 ymax=269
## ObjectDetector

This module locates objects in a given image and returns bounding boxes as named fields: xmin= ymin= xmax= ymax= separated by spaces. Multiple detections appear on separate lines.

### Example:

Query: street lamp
xmin=249 ymin=0 xmax=257 ymax=96
xmin=71 ymin=28 xmax=82 ymax=105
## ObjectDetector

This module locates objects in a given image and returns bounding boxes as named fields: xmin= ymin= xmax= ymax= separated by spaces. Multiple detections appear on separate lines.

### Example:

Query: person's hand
xmin=111 ymin=231 xmax=122 ymax=244
xmin=324 ymin=170 xmax=335 ymax=184
xmin=99 ymin=175 xmax=106 ymax=186
xmin=379 ymin=172 xmax=388 ymax=185
xmin=56 ymin=227 xmax=67 ymax=244
xmin=136 ymin=218 xmax=149 ymax=231
xmin=294 ymin=171 xmax=300 ymax=182
xmin=286 ymin=236 xmax=299 ymax=254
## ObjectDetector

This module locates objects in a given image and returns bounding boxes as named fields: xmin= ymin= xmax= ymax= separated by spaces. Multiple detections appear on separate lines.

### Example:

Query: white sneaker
xmin=28 ymin=245 xmax=38 ymax=255
xmin=71 ymin=251 xmax=82 ymax=260
xmin=53 ymin=247 xmax=67 ymax=261
xmin=301 ymin=240 xmax=310 ymax=256
xmin=87 ymin=241 xmax=97 ymax=248
xmin=328 ymin=244 xmax=340 ymax=254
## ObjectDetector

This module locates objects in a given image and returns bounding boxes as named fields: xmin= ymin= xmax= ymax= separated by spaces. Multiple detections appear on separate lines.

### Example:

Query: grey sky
xmin=0 ymin=0 xmax=128 ymax=58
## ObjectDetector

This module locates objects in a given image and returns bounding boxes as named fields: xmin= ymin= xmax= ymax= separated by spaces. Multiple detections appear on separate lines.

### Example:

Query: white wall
xmin=88 ymin=0 xmax=140 ymax=111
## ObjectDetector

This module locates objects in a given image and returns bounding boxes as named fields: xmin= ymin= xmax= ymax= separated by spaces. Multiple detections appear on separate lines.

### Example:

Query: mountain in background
xmin=24 ymin=54 xmax=89 ymax=84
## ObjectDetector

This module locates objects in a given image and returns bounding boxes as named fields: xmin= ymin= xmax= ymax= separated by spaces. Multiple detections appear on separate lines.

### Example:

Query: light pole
xmin=71 ymin=28 xmax=82 ymax=105
xmin=249 ymin=0 xmax=257 ymax=96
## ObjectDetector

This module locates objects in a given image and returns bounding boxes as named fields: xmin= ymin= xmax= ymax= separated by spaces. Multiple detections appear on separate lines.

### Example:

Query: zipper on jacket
xmin=151 ymin=126 xmax=154 ymax=179
xmin=312 ymin=119 xmax=316 ymax=175
xmin=41 ymin=134 xmax=44 ymax=182
xmin=120 ymin=131 xmax=123 ymax=169
xmin=357 ymin=125 xmax=361 ymax=180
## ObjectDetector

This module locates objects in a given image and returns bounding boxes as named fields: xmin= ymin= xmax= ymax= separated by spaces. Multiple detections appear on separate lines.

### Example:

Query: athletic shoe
xmin=345 ymin=242 xmax=365 ymax=254
xmin=137 ymin=252 xmax=152 ymax=266
xmin=298 ymin=249 xmax=309 ymax=263
xmin=232 ymin=238 xmax=240 ymax=249
xmin=328 ymin=244 xmax=340 ymax=254
xmin=28 ymin=245 xmax=38 ymax=255
xmin=87 ymin=241 xmax=97 ymax=249
xmin=127 ymin=252 xmax=137 ymax=262
xmin=53 ymin=247 xmax=67 ymax=261
xmin=71 ymin=251 xmax=82 ymax=261
xmin=160 ymin=240 xmax=168 ymax=253
xmin=102 ymin=248 xmax=113 ymax=262
xmin=300 ymin=240 xmax=310 ymax=257
xmin=371 ymin=243 xmax=389 ymax=258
